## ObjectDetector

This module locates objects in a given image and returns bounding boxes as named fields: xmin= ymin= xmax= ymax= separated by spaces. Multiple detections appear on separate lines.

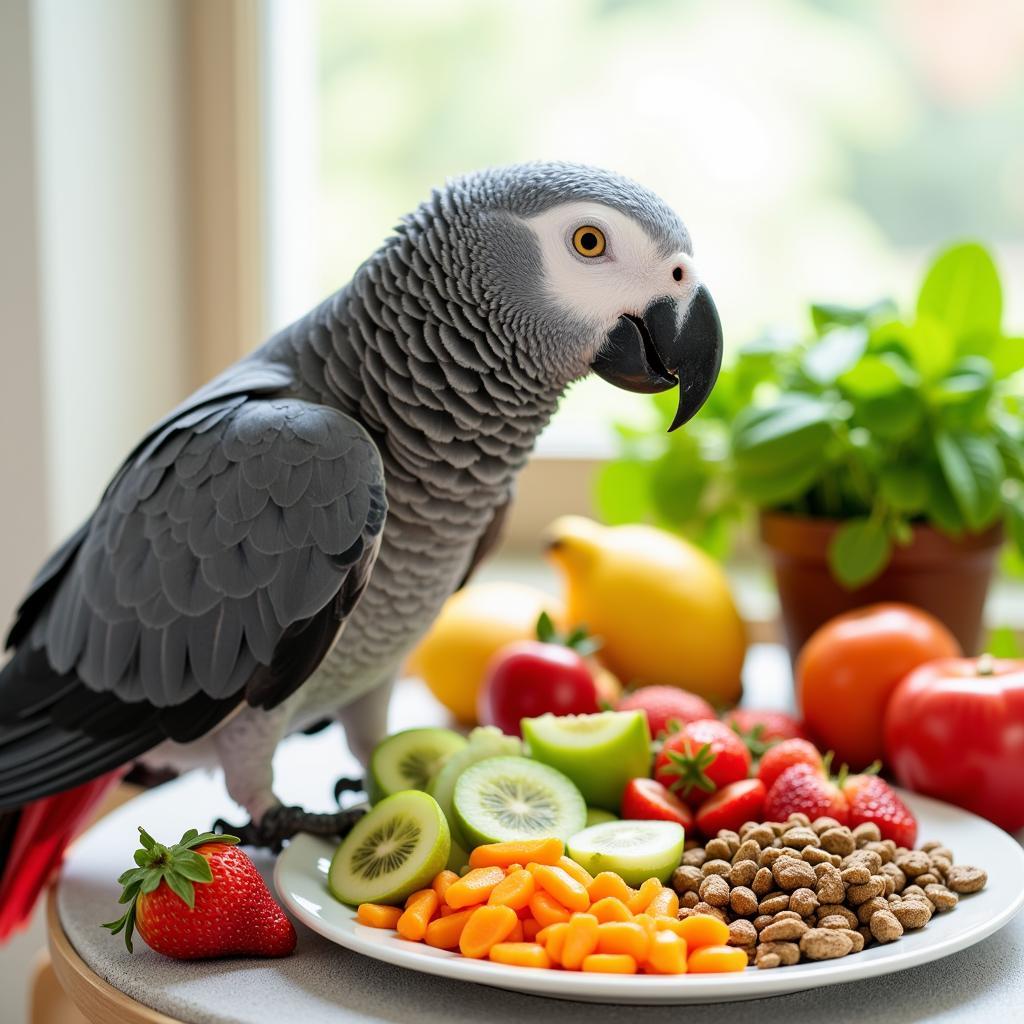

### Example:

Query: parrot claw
xmin=212 ymin=804 xmax=366 ymax=852
xmin=333 ymin=775 xmax=366 ymax=804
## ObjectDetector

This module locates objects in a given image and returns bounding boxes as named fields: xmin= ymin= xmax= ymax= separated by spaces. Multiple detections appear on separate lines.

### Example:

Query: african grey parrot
xmin=0 ymin=162 xmax=722 ymax=936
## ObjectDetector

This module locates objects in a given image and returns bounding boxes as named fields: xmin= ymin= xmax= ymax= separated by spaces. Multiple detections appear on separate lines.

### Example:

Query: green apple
xmin=521 ymin=710 xmax=651 ymax=812
xmin=585 ymin=807 xmax=619 ymax=827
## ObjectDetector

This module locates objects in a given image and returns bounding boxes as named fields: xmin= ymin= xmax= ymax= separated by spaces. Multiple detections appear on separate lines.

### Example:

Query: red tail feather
xmin=0 ymin=770 xmax=125 ymax=941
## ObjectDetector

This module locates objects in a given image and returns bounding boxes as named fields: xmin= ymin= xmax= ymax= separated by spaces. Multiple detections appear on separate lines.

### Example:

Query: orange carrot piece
xmin=539 ymin=920 xmax=569 ymax=965
xmin=404 ymin=888 xmax=434 ymax=910
xmin=532 ymin=865 xmax=590 ymax=913
xmin=487 ymin=868 xmax=535 ymax=910
xmin=676 ymin=914 xmax=730 ymax=950
xmin=582 ymin=953 xmax=637 ymax=974
xmin=688 ymin=944 xmax=748 ymax=973
xmin=468 ymin=838 xmax=563 ymax=869
xmin=529 ymin=891 xmax=571 ymax=928
xmin=596 ymin=921 xmax=650 ymax=963
xmin=558 ymin=856 xmax=595 ymax=889
xmin=459 ymin=905 xmax=519 ymax=959
xmin=397 ymin=889 xmax=439 ymax=941
xmin=588 ymin=871 xmax=634 ymax=904
xmin=432 ymin=870 xmax=460 ymax=902
xmin=356 ymin=904 xmax=402 ymax=929
xmin=647 ymin=888 xmax=679 ymax=918
xmin=561 ymin=913 xmax=600 ymax=970
xmin=646 ymin=930 xmax=688 ymax=974
xmin=653 ymin=915 xmax=687 ymax=937
xmin=626 ymin=878 xmax=663 ymax=914
xmin=445 ymin=866 xmax=506 ymax=909
xmin=633 ymin=913 xmax=657 ymax=940
xmin=507 ymin=919 xmax=524 ymax=943
xmin=523 ymin=918 xmax=542 ymax=942
xmin=424 ymin=907 xmax=476 ymax=949
xmin=489 ymin=942 xmax=552 ymax=969
xmin=589 ymin=897 xmax=633 ymax=923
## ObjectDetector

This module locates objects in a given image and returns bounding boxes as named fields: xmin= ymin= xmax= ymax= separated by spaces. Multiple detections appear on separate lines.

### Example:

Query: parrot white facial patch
xmin=524 ymin=201 xmax=700 ymax=339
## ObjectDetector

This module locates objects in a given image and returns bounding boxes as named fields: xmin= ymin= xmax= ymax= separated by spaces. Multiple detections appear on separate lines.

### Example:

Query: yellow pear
xmin=545 ymin=516 xmax=745 ymax=706
xmin=406 ymin=582 xmax=564 ymax=724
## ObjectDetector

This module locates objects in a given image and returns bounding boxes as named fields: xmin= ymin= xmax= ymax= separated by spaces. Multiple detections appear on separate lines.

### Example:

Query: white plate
xmin=274 ymin=791 xmax=1024 ymax=1005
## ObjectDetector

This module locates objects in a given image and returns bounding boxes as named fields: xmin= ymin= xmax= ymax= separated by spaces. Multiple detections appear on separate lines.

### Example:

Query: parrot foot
xmin=333 ymin=775 xmax=365 ymax=804
xmin=212 ymin=804 xmax=366 ymax=852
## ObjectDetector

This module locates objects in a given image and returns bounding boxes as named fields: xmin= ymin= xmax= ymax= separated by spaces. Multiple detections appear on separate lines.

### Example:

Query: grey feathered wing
xmin=0 ymin=366 xmax=386 ymax=809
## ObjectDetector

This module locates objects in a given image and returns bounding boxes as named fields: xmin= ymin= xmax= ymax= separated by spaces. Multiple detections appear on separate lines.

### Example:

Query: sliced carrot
xmin=468 ymin=838 xmax=564 ymax=869
xmin=529 ymin=891 xmax=571 ymax=928
xmin=507 ymin=919 xmax=524 ymax=943
xmin=687 ymin=944 xmax=748 ymax=973
xmin=646 ymin=930 xmax=688 ymax=974
xmin=432 ymin=870 xmax=460 ymax=902
xmin=424 ymin=907 xmax=476 ymax=949
xmin=582 ymin=953 xmax=637 ymax=974
xmin=653 ymin=915 xmax=687 ymax=937
xmin=440 ymin=905 xmax=455 ymax=918
xmin=558 ymin=856 xmax=595 ymax=889
xmin=403 ymin=888 xmax=435 ymax=910
xmin=487 ymin=868 xmax=535 ymax=910
xmin=626 ymin=878 xmax=663 ymax=914
xmin=561 ymin=912 xmax=600 ymax=970
xmin=632 ymin=913 xmax=657 ymax=940
xmin=532 ymin=865 xmax=590 ymax=912
xmin=523 ymin=918 xmax=541 ymax=942
xmin=676 ymin=914 xmax=730 ymax=950
xmin=596 ymin=921 xmax=650 ymax=963
xmin=397 ymin=889 xmax=439 ymax=941
xmin=589 ymin=896 xmax=633 ymax=923
xmin=647 ymin=888 xmax=679 ymax=918
xmin=489 ymin=942 xmax=552 ymax=969
xmin=445 ymin=866 xmax=506 ymax=909
xmin=588 ymin=871 xmax=634 ymax=904
xmin=540 ymin=921 xmax=569 ymax=965
xmin=356 ymin=904 xmax=402 ymax=929
xmin=459 ymin=904 xmax=519 ymax=959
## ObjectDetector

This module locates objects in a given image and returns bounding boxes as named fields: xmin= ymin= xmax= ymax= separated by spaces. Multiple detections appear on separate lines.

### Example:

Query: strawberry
xmin=654 ymin=719 xmax=751 ymax=804
xmin=843 ymin=773 xmax=918 ymax=848
xmin=695 ymin=779 xmax=767 ymax=837
xmin=621 ymin=777 xmax=695 ymax=829
xmin=764 ymin=763 xmax=850 ymax=825
xmin=722 ymin=709 xmax=808 ymax=758
xmin=617 ymin=686 xmax=716 ymax=739
xmin=104 ymin=827 xmax=297 ymax=959
xmin=757 ymin=738 xmax=824 ymax=792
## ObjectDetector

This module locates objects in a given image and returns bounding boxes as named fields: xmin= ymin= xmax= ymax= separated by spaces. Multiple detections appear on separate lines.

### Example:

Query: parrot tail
xmin=0 ymin=769 xmax=124 ymax=942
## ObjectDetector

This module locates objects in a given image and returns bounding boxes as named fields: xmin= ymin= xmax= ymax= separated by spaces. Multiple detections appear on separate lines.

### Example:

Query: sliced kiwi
xmin=453 ymin=756 xmax=586 ymax=847
xmin=567 ymin=819 xmax=685 ymax=886
xmin=367 ymin=727 xmax=467 ymax=805
xmin=329 ymin=790 xmax=451 ymax=906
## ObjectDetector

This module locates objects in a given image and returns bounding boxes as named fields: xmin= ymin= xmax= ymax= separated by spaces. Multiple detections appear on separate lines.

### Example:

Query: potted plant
xmin=597 ymin=242 xmax=1024 ymax=657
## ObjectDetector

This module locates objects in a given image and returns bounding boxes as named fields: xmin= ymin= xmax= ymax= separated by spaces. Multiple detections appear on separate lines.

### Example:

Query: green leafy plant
xmin=598 ymin=242 xmax=1024 ymax=587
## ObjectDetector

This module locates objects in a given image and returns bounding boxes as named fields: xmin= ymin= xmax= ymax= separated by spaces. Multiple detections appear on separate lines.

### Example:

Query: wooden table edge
xmin=46 ymin=886 xmax=184 ymax=1024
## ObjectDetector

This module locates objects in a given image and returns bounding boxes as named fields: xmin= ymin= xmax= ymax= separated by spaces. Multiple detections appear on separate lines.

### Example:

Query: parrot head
xmin=441 ymin=162 xmax=724 ymax=431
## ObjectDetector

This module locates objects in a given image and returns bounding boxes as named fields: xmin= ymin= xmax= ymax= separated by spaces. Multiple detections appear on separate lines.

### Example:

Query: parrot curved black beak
xmin=591 ymin=285 xmax=724 ymax=431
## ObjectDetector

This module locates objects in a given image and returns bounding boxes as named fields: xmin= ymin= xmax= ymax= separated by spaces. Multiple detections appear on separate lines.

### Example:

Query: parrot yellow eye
xmin=572 ymin=225 xmax=606 ymax=258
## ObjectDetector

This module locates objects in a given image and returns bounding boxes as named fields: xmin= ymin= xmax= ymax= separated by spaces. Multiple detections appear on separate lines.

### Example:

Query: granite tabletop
xmin=56 ymin=647 xmax=1024 ymax=1023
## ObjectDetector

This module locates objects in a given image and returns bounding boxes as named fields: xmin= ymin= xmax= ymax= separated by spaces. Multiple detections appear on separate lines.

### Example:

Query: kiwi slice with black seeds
xmin=328 ymin=790 xmax=450 ymax=906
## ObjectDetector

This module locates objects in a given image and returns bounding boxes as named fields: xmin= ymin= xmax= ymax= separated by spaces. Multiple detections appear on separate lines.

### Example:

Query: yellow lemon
xmin=407 ymin=582 xmax=564 ymax=723
xmin=545 ymin=516 xmax=745 ymax=707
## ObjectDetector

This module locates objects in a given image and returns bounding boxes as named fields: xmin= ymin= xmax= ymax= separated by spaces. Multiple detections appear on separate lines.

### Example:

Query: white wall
xmin=32 ymin=0 xmax=192 ymax=539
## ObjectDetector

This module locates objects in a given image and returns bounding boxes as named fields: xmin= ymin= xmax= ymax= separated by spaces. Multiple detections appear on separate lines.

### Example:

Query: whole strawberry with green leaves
xmin=653 ymin=719 xmax=751 ymax=806
xmin=104 ymin=827 xmax=296 ymax=959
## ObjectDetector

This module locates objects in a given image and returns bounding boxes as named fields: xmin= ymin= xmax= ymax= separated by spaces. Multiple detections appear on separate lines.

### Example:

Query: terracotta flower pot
xmin=760 ymin=512 xmax=1004 ymax=660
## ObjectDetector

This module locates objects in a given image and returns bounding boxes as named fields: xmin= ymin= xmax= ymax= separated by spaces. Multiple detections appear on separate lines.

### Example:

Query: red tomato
xmin=621 ymin=778 xmax=695 ymax=829
xmin=797 ymin=603 xmax=960 ymax=769
xmin=477 ymin=641 xmax=600 ymax=736
xmin=884 ymin=656 xmax=1024 ymax=832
